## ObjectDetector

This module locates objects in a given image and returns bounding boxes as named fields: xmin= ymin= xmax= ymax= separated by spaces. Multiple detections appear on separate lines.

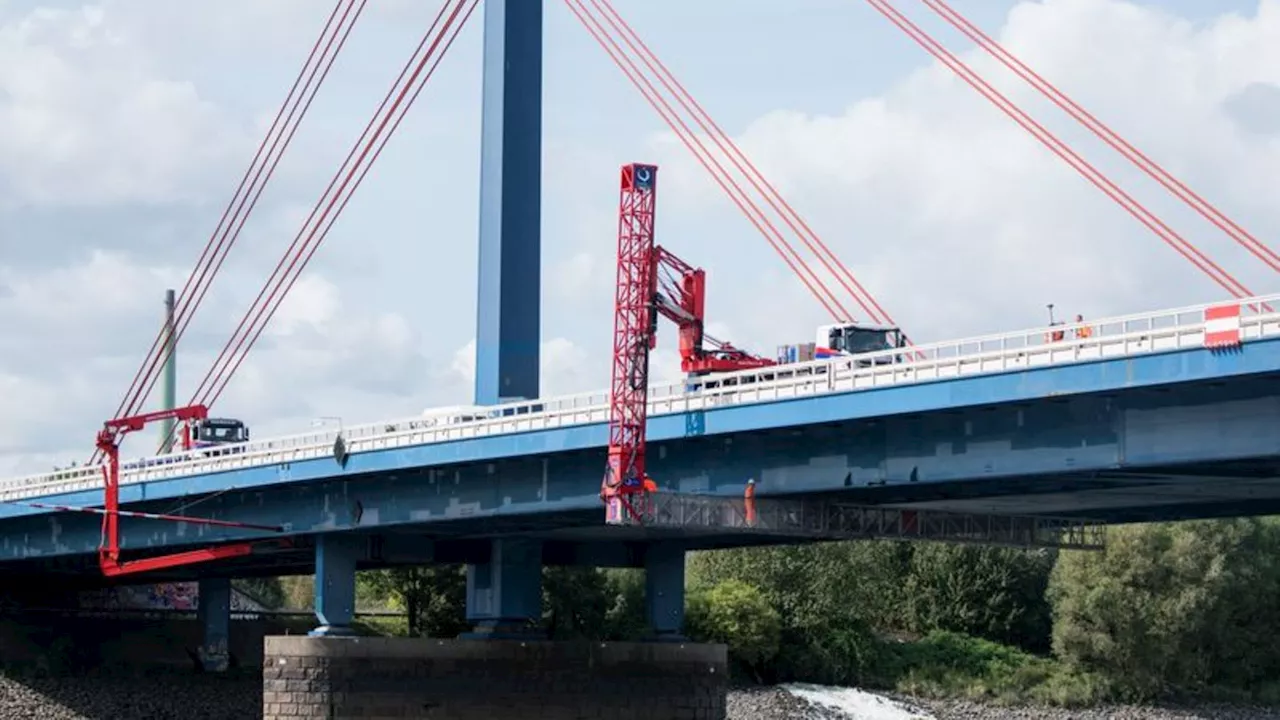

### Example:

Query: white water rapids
xmin=783 ymin=684 xmax=937 ymax=719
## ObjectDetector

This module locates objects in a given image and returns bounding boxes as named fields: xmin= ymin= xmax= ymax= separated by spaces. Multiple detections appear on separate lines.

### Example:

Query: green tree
xmin=542 ymin=567 xmax=612 ymax=640
xmin=278 ymin=575 xmax=314 ymax=609
xmin=601 ymin=569 xmax=647 ymax=641
xmin=232 ymin=577 xmax=286 ymax=609
xmin=687 ymin=542 xmax=894 ymax=684
xmin=1049 ymin=519 xmax=1280 ymax=699
xmin=686 ymin=580 xmax=782 ymax=681
xmin=359 ymin=565 xmax=467 ymax=638
xmin=904 ymin=544 xmax=1054 ymax=651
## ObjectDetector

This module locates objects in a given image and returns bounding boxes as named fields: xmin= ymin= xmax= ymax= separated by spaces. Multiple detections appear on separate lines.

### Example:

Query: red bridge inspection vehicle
xmin=601 ymin=163 xmax=778 ymax=523
xmin=24 ymin=405 xmax=287 ymax=577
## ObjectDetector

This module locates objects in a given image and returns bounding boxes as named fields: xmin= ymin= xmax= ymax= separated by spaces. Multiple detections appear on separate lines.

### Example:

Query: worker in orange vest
xmin=639 ymin=474 xmax=658 ymax=517
xmin=1074 ymin=314 xmax=1093 ymax=339
xmin=744 ymin=478 xmax=757 ymax=527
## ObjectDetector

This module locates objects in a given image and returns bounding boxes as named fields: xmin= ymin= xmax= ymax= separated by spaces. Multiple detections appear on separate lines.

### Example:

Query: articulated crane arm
xmin=650 ymin=246 xmax=775 ymax=376
xmin=90 ymin=404 xmax=286 ymax=577
xmin=602 ymin=163 xmax=773 ymax=524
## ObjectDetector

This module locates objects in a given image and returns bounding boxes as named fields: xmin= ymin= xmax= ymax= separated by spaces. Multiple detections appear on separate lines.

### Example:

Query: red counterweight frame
xmin=90 ymin=404 xmax=285 ymax=577
xmin=602 ymin=163 xmax=774 ymax=522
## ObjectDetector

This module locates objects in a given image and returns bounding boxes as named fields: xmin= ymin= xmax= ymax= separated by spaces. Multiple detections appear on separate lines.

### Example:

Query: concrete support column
xmin=197 ymin=576 xmax=231 ymax=672
xmin=474 ymin=0 xmax=543 ymax=405
xmin=645 ymin=541 xmax=686 ymax=640
xmin=464 ymin=537 xmax=542 ymax=638
xmin=311 ymin=533 xmax=362 ymax=637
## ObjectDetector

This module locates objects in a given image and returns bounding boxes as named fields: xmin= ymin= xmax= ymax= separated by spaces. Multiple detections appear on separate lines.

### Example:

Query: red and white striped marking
xmin=3 ymin=499 xmax=282 ymax=532
xmin=1204 ymin=304 xmax=1242 ymax=348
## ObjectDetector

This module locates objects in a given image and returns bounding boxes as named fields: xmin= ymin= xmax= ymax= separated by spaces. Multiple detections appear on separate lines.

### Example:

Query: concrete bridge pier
xmin=309 ymin=533 xmax=361 ymax=637
xmin=262 ymin=535 xmax=726 ymax=718
xmin=463 ymin=537 xmax=543 ymax=638
xmin=196 ymin=576 xmax=231 ymax=672
xmin=645 ymin=541 xmax=687 ymax=640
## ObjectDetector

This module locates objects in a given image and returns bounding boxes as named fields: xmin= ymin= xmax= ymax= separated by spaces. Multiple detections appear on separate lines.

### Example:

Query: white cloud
xmin=630 ymin=0 xmax=1280 ymax=348
xmin=3 ymin=0 xmax=1280 ymax=479
xmin=0 ymin=250 xmax=178 ymax=335
xmin=0 ymin=4 xmax=249 ymax=207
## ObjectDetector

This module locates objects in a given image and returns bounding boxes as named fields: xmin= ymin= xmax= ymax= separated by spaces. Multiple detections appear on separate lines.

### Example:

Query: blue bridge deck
xmin=1 ymin=297 xmax=1278 ymax=575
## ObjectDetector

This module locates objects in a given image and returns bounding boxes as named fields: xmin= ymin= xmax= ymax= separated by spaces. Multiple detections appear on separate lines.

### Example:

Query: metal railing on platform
xmin=617 ymin=493 xmax=1105 ymax=550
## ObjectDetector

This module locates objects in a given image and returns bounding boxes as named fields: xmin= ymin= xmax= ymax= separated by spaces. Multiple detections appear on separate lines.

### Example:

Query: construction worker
xmin=744 ymin=478 xmax=757 ymax=527
xmin=1074 ymin=314 xmax=1093 ymax=339
xmin=638 ymin=474 xmax=656 ymax=516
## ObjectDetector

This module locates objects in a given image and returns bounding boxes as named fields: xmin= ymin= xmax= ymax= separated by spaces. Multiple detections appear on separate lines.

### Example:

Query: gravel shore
xmin=0 ymin=671 xmax=261 ymax=720
xmin=3 ymin=671 xmax=1279 ymax=719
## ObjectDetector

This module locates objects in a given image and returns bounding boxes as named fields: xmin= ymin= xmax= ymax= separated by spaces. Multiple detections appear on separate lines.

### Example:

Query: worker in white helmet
xmin=744 ymin=478 xmax=757 ymax=527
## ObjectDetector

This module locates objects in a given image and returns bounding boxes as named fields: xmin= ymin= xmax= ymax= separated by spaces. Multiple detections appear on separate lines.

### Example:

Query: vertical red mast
xmin=602 ymin=163 xmax=658 ymax=519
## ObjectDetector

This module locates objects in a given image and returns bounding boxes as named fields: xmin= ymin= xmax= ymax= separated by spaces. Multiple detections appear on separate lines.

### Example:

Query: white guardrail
xmin=3 ymin=293 xmax=1279 ymax=504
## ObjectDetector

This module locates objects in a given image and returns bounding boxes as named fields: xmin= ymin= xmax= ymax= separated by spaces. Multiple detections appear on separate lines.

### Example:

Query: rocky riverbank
xmin=0 ymin=671 xmax=260 ymax=720
xmin=3 ymin=671 xmax=1279 ymax=719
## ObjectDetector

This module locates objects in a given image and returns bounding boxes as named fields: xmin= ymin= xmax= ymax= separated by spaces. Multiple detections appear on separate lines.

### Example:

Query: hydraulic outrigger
xmin=86 ymin=404 xmax=286 ymax=577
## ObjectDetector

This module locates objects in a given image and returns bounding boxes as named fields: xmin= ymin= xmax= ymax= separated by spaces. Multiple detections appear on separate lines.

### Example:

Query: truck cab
xmin=189 ymin=418 xmax=250 ymax=450
xmin=817 ymin=322 xmax=906 ymax=365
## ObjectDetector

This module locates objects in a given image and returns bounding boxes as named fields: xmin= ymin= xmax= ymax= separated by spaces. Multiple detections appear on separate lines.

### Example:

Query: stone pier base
xmin=262 ymin=636 xmax=728 ymax=719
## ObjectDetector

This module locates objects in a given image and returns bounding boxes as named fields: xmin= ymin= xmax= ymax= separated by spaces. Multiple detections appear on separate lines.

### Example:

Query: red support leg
xmin=603 ymin=163 xmax=659 ymax=517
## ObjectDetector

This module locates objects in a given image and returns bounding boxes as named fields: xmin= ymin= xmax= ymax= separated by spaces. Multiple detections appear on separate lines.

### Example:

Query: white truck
xmin=778 ymin=322 xmax=908 ymax=367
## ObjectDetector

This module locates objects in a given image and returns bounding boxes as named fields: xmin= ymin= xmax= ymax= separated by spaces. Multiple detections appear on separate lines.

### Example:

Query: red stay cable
xmin=186 ymin=0 xmax=468 ymax=404
xmin=126 ymin=0 xmax=368 ymax=428
xmin=867 ymin=0 xmax=1253 ymax=299
xmin=188 ymin=0 xmax=460 ymax=408
xmin=192 ymin=0 xmax=478 ymax=411
xmin=921 ymin=0 xmax=1280 ymax=274
xmin=566 ymin=0 xmax=848 ymax=321
xmin=594 ymin=0 xmax=897 ymax=328
xmin=204 ymin=0 xmax=478 ymax=409
xmin=207 ymin=7 xmax=477 ymax=410
xmin=105 ymin=0 xmax=355 ymax=434
xmin=94 ymin=0 xmax=363 ymax=463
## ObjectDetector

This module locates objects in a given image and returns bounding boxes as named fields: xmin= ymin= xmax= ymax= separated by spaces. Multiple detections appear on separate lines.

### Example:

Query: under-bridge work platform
xmin=612 ymin=493 xmax=1106 ymax=551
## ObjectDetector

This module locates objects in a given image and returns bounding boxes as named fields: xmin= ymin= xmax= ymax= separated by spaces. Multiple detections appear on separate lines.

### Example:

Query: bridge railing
xmin=3 ymin=293 xmax=1278 ymax=502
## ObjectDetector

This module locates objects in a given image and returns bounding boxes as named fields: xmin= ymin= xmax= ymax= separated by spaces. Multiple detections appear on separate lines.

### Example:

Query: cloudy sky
xmin=0 ymin=0 xmax=1277 ymax=476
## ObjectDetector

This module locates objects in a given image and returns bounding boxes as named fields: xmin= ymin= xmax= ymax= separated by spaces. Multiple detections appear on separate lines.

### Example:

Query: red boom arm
xmin=651 ymin=246 xmax=776 ymax=375
xmin=93 ymin=404 xmax=284 ymax=577
xmin=602 ymin=163 xmax=773 ymax=521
